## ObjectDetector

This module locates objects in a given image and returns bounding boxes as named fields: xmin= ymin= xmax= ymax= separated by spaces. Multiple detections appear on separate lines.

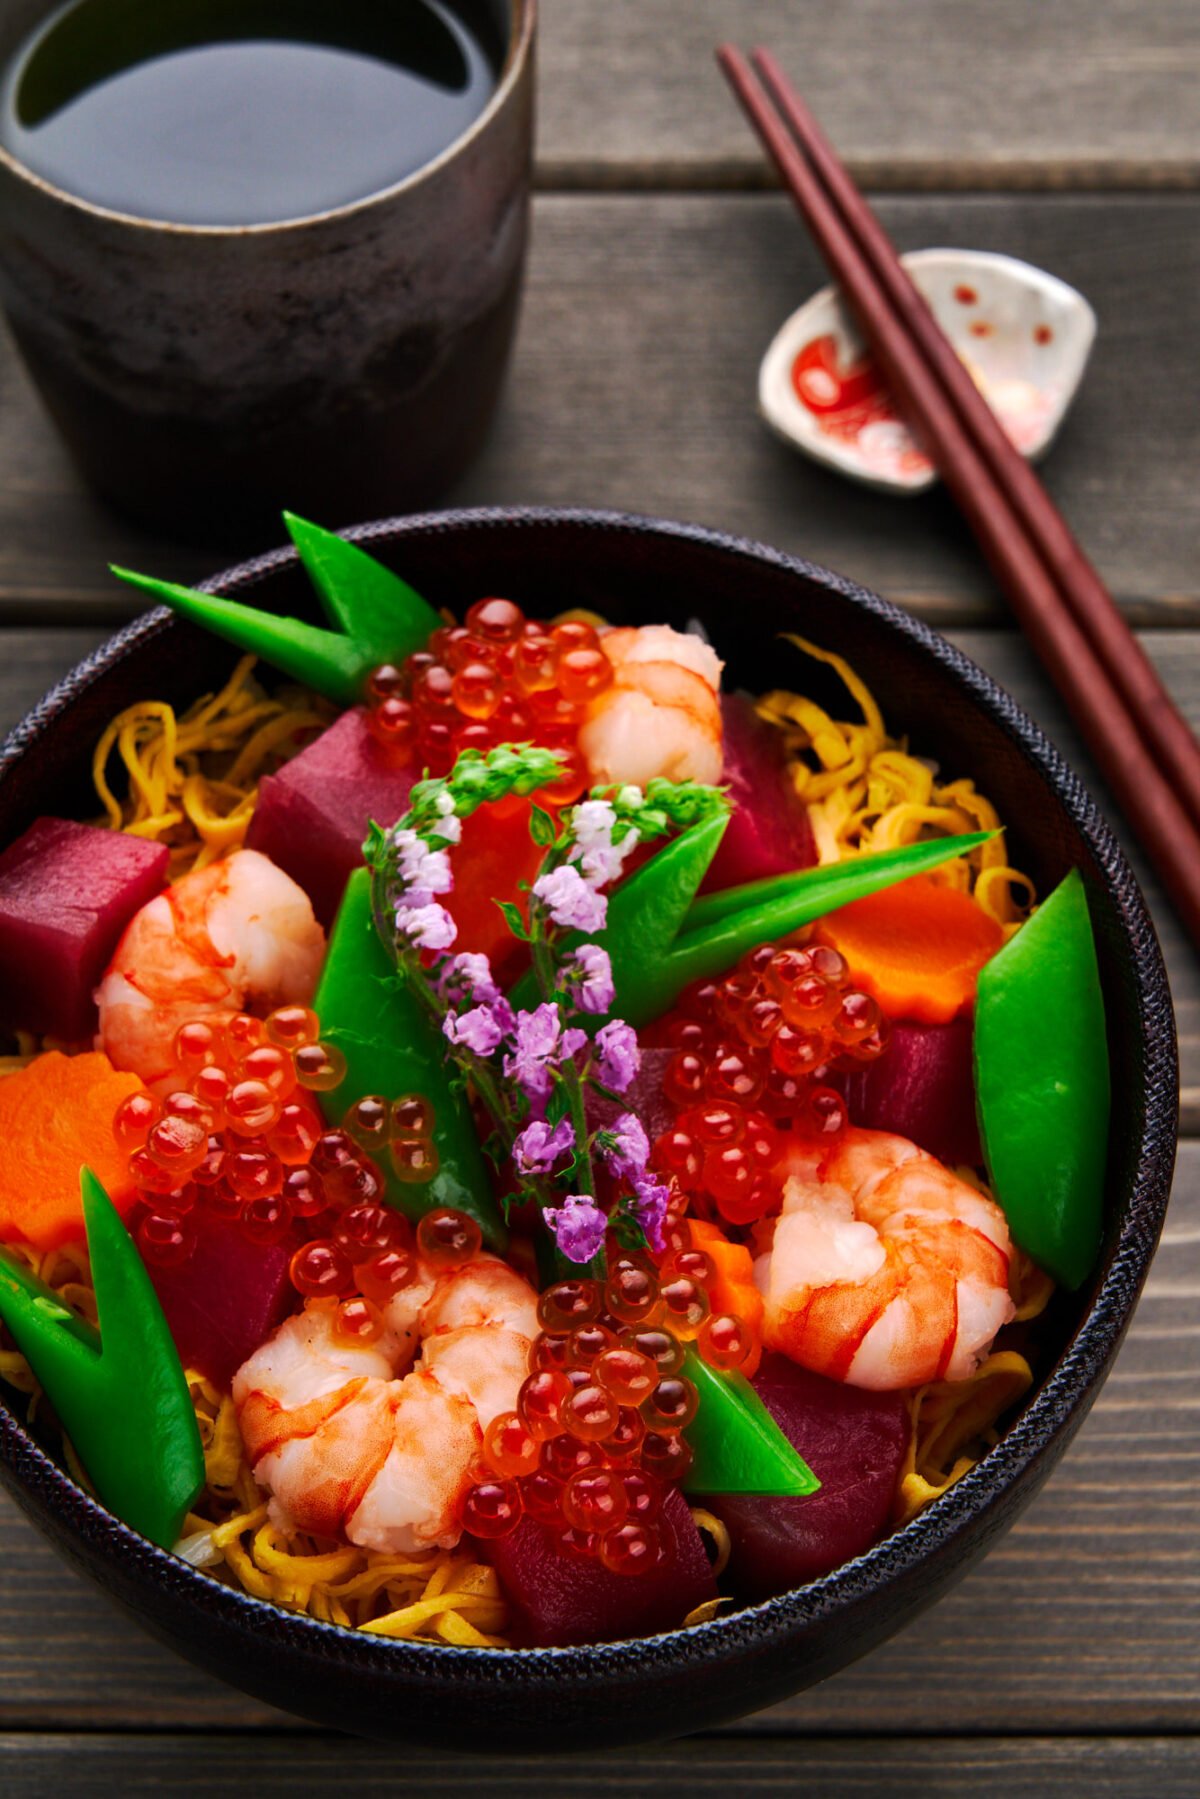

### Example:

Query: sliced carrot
xmin=0 ymin=1052 xmax=144 ymax=1251
xmin=689 ymin=1217 xmax=765 ymax=1378
xmin=814 ymin=874 xmax=1003 ymax=1025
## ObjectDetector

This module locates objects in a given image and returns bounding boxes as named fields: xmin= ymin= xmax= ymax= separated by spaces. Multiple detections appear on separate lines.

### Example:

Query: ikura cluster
xmin=290 ymin=1205 xmax=482 ymax=1351
xmin=111 ymin=1005 xmax=352 ymax=1268
xmin=286 ymin=1094 xmax=451 ymax=1332
xmin=648 ymin=942 xmax=889 ymax=1226
xmin=363 ymin=596 xmax=614 ymax=804
xmin=460 ymin=1224 xmax=754 ymax=1575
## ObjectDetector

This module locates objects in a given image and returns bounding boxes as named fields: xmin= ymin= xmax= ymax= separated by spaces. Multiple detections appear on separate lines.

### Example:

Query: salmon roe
xmin=113 ymin=1011 xmax=435 ymax=1284
xmin=462 ymin=1223 xmax=749 ymax=1570
xmin=363 ymin=599 xmax=613 ymax=776
xmin=646 ymin=942 xmax=890 ymax=1226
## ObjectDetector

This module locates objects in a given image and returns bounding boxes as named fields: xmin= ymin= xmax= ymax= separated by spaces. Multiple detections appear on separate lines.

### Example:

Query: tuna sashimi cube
xmin=710 ymin=1354 xmax=908 ymax=1601
xmin=146 ymin=1209 xmax=297 ymax=1391
xmin=481 ymin=1486 xmax=717 ymax=1647
xmin=587 ymin=1046 xmax=674 ymax=1147
xmin=702 ymin=693 xmax=817 ymax=893
xmin=0 ymin=817 xmax=168 ymax=1041
xmin=837 ymin=1015 xmax=982 ymax=1168
xmin=246 ymin=708 xmax=416 ymax=926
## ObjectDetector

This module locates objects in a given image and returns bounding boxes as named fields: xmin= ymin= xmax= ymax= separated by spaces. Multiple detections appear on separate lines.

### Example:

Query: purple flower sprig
xmin=364 ymin=745 xmax=725 ymax=1270
xmin=365 ymin=743 xmax=573 ymax=1189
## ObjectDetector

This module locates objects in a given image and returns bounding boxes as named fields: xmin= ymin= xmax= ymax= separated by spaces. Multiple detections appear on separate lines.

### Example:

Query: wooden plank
xmin=538 ymin=1 xmax=1200 ymax=190
xmin=0 ymin=1136 xmax=1194 ymax=1737
xmin=1 ymin=196 xmax=1197 ymax=625
xmin=2 ymin=1732 xmax=1200 ymax=1795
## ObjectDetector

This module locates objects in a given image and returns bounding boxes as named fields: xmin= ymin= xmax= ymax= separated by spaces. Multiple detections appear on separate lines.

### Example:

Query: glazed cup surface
xmin=0 ymin=2 xmax=535 ymax=540
xmin=0 ymin=509 xmax=1177 ymax=1750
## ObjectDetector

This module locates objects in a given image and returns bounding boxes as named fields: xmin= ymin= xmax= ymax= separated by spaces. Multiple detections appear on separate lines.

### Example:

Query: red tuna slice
xmin=481 ymin=1485 xmax=717 ymax=1647
xmin=441 ymin=799 xmax=543 ymax=987
xmin=701 ymin=692 xmax=817 ymax=894
xmin=247 ymin=708 xmax=416 ymax=926
xmin=146 ymin=1209 xmax=298 ymax=1391
xmin=0 ymin=817 xmax=168 ymax=1041
xmin=709 ymin=1353 xmax=908 ymax=1602
xmin=586 ymin=1046 xmax=674 ymax=1146
xmin=836 ymin=1015 xmax=982 ymax=1168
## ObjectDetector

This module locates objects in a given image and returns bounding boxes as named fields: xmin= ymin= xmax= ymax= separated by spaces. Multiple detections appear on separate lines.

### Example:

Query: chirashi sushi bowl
xmin=0 ymin=509 xmax=1176 ymax=1750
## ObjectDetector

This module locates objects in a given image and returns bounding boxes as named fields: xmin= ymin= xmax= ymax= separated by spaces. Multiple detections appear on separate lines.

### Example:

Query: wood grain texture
xmin=1 ymin=196 xmax=1196 ymax=625
xmin=538 ymin=1 xmax=1200 ymax=190
xmin=3 ymin=1733 xmax=1200 ymax=1795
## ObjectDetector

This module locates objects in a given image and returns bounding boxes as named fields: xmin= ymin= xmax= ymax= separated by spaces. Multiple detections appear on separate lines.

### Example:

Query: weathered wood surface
xmin=3 ymin=1733 xmax=1200 ymax=1796
xmin=539 ymin=1 xmax=1200 ymax=190
xmin=2 ymin=195 xmax=1196 ymax=625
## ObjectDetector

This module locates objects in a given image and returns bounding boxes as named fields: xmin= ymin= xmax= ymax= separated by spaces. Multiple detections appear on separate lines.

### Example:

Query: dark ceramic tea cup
xmin=0 ymin=509 xmax=1178 ymax=1750
xmin=0 ymin=1 xmax=535 ymax=543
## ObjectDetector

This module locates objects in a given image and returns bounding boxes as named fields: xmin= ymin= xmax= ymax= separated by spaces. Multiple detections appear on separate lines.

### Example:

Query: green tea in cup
xmin=0 ymin=0 xmax=533 ymax=539
xmin=0 ymin=0 xmax=504 ymax=226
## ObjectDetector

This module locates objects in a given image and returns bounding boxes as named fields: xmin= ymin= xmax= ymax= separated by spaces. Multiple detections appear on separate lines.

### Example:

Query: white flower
xmin=569 ymin=797 xmax=640 ymax=888
xmin=533 ymin=864 xmax=608 ymax=934
xmin=395 ymin=902 xmax=457 ymax=951
xmin=572 ymin=799 xmax=617 ymax=847
xmin=395 ymin=829 xmax=453 ymax=897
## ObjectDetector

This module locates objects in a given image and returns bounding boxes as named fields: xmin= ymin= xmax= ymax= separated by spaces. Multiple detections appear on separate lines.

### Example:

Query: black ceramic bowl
xmin=0 ymin=509 xmax=1177 ymax=1751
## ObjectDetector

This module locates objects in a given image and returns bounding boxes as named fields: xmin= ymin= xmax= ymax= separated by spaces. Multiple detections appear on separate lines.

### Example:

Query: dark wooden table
xmin=1 ymin=5 xmax=1198 ymax=1792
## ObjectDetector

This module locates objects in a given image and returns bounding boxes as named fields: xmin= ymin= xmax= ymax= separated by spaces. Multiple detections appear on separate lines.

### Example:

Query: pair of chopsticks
xmin=718 ymin=44 xmax=1200 ymax=949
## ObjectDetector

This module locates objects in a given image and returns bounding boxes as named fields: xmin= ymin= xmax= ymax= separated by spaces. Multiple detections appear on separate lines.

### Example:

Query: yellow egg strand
xmin=177 ymin=1371 xmax=512 ymax=1643
xmin=757 ymin=634 xmax=1036 ymax=938
xmin=91 ymin=655 xmax=333 ymax=880
xmin=894 ymin=1248 xmax=1053 ymax=1522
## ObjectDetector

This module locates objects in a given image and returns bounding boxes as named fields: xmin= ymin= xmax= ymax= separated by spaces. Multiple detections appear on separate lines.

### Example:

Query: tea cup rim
xmin=0 ymin=0 xmax=535 ymax=238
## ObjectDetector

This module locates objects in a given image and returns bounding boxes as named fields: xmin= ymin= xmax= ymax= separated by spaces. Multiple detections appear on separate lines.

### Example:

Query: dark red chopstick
xmin=717 ymin=43 xmax=1200 ymax=947
xmin=750 ymin=48 xmax=1200 ymax=838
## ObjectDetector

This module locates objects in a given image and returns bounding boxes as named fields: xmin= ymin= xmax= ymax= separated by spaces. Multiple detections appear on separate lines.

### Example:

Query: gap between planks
xmin=534 ymin=161 xmax=1200 ymax=195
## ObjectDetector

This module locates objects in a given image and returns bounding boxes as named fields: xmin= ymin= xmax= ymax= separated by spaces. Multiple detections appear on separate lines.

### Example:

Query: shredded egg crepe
xmin=92 ymin=655 xmax=332 ymax=880
xmin=757 ymin=634 xmax=1036 ymax=939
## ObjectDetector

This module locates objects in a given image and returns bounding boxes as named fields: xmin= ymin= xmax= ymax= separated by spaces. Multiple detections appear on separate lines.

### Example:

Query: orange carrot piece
xmin=814 ymin=874 xmax=1003 ymax=1025
xmin=0 ymin=1052 xmax=144 ymax=1250
xmin=689 ymin=1218 xmax=765 ymax=1378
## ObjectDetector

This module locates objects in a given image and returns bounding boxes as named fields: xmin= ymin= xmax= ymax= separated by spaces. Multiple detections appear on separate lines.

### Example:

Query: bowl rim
xmin=0 ymin=504 xmax=1178 ymax=1685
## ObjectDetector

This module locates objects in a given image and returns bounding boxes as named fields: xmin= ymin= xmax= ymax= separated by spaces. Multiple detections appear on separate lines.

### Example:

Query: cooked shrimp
xmin=756 ymin=1126 xmax=1015 ymax=1389
xmin=578 ymin=623 xmax=724 ymax=788
xmin=233 ymin=1254 xmax=539 ymax=1552
xmin=96 ymin=847 xmax=325 ymax=1087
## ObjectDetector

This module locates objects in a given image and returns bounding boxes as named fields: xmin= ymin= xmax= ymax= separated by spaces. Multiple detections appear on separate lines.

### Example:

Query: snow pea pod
xmin=974 ymin=868 xmax=1110 ymax=1288
xmin=512 ymin=821 xmax=995 ymax=1028
xmin=0 ymin=1170 xmax=203 ymax=1547
xmin=682 ymin=1349 xmax=819 ymax=1497
xmin=111 ymin=513 xmax=440 ymax=706
xmin=315 ymin=868 xmax=506 ymax=1250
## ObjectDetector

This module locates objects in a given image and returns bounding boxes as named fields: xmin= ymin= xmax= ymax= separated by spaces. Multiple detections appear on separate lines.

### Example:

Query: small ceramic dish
xmin=0 ymin=509 xmax=1176 ymax=1751
xmin=759 ymin=249 xmax=1097 ymax=493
